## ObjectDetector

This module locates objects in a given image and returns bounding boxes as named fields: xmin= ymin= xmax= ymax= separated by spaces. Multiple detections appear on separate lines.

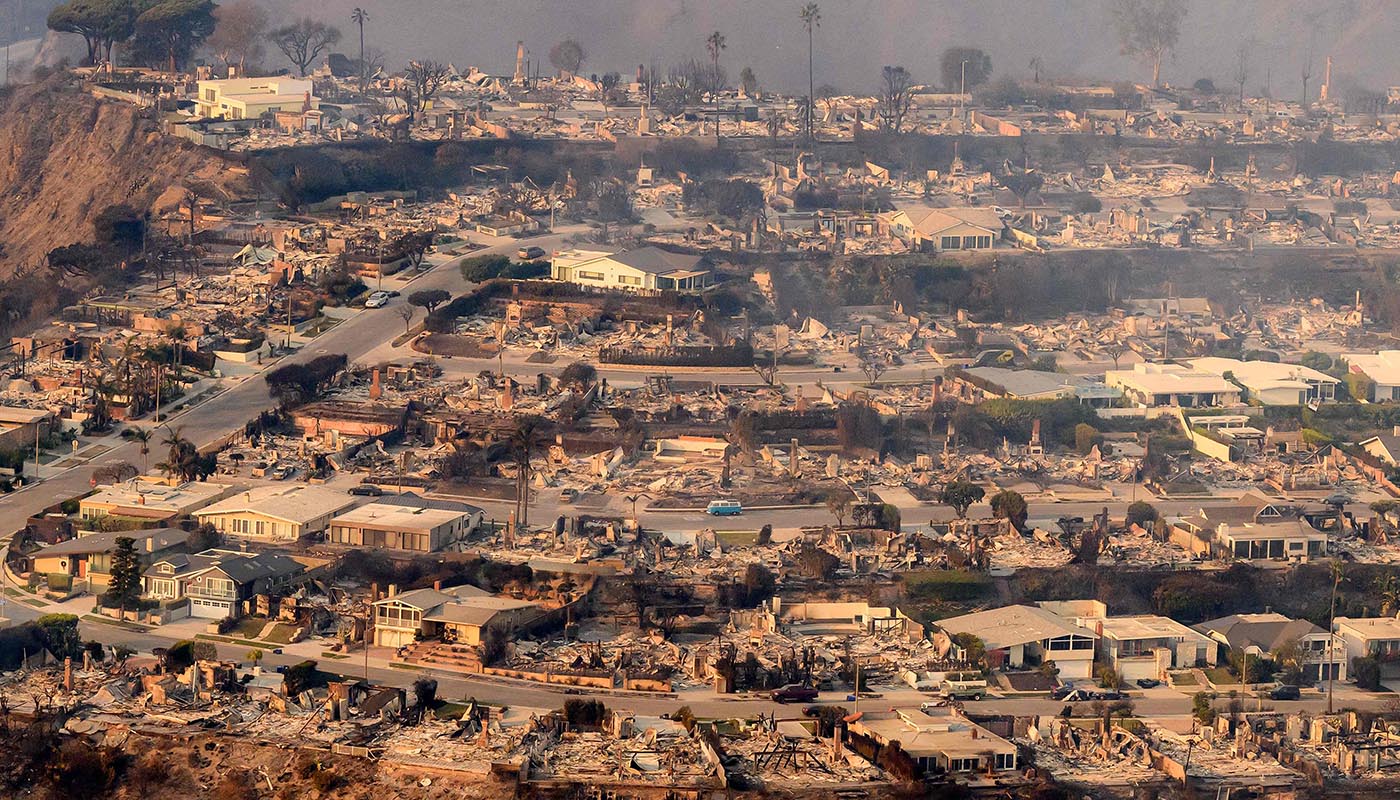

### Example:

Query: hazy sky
xmin=287 ymin=0 xmax=1391 ymax=95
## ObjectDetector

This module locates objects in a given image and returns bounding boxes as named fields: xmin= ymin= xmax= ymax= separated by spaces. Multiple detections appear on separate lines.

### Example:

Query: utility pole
xmin=1327 ymin=563 xmax=1341 ymax=713
xmin=959 ymin=59 xmax=968 ymax=120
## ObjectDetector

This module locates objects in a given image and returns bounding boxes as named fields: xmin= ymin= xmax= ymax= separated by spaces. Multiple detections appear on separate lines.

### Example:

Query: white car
xmin=364 ymin=291 xmax=391 ymax=308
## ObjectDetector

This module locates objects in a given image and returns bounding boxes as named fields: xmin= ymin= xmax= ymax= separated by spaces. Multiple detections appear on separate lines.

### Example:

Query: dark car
xmin=349 ymin=484 xmax=384 ymax=496
xmin=1135 ymin=678 xmax=1161 ymax=689
xmin=517 ymin=246 xmax=546 ymax=260
xmin=771 ymin=684 xmax=819 ymax=704
xmin=802 ymin=704 xmax=823 ymax=718
xmin=1049 ymin=684 xmax=1076 ymax=700
xmin=1095 ymin=690 xmax=1128 ymax=701
xmin=1270 ymin=684 xmax=1301 ymax=701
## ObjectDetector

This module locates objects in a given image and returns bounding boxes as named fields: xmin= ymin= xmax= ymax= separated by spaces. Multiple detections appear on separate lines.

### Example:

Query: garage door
xmin=191 ymin=598 xmax=232 ymax=619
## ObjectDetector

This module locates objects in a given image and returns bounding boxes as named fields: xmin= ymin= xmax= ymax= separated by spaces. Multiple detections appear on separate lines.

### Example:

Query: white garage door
xmin=191 ymin=598 xmax=233 ymax=619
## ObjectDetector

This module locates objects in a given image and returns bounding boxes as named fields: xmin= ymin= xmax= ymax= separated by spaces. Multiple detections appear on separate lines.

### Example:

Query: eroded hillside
xmin=0 ymin=78 xmax=245 ymax=312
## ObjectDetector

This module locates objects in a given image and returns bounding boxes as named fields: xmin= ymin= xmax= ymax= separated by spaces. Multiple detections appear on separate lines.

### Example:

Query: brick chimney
xmin=370 ymin=368 xmax=382 ymax=401
xmin=500 ymin=379 xmax=514 ymax=411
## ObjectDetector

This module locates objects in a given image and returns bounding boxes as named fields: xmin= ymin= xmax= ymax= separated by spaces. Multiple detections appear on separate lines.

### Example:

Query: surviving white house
xmin=935 ymin=604 xmax=1098 ymax=679
xmin=880 ymin=204 xmax=1005 ymax=252
xmin=550 ymin=247 xmax=713 ymax=292
xmin=142 ymin=548 xmax=307 ymax=619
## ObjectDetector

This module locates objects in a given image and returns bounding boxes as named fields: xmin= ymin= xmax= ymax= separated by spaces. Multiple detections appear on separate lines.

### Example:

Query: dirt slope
xmin=0 ymin=77 xmax=244 ymax=277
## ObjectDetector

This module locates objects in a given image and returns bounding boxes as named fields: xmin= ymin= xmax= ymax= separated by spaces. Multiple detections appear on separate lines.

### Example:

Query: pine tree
xmin=104 ymin=537 xmax=142 ymax=611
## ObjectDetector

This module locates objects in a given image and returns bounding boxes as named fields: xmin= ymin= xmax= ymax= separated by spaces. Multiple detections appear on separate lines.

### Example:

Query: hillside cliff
xmin=0 ymin=78 xmax=244 ymax=278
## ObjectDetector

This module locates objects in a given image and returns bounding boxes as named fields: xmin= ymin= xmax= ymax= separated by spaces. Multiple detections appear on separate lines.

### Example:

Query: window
xmin=940 ymin=236 xmax=960 ymax=250
xmin=949 ymin=757 xmax=978 ymax=772
xmin=962 ymin=235 xmax=977 ymax=249
xmin=994 ymin=753 xmax=1016 ymax=770
xmin=577 ymin=270 xmax=605 ymax=281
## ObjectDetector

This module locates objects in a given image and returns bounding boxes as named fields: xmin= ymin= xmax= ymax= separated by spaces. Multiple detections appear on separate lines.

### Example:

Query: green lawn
xmin=715 ymin=530 xmax=758 ymax=547
xmin=901 ymin=570 xmax=994 ymax=602
xmin=1169 ymin=671 xmax=1198 ymax=686
xmin=265 ymin=623 xmax=299 ymax=644
xmin=1203 ymin=667 xmax=1237 ymax=686
xmin=231 ymin=616 xmax=270 ymax=639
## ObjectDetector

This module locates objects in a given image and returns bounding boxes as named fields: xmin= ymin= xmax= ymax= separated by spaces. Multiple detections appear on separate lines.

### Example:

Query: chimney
xmin=514 ymin=41 xmax=526 ymax=83
xmin=370 ymin=368 xmax=382 ymax=401
xmin=500 ymin=379 xmax=514 ymax=411
xmin=434 ymin=580 xmax=442 ymax=591
xmin=1392 ymin=425 xmax=1399 ymax=438
xmin=969 ymin=727 xmax=978 ymax=739
xmin=388 ymin=583 xmax=398 ymax=598
xmin=64 ymin=657 xmax=73 ymax=691
xmin=371 ymin=582 xmax=379 ymax=601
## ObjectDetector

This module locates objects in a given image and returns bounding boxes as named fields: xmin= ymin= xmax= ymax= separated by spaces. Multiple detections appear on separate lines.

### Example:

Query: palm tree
xmin=706 ymin=31 xmax=726 ymax=140
xmin=351 ymin=7 xmax=370 ymax=91
xmin=129 ymin=428 xmax=152 ymax=471
xmin=800 ymin=3 xmax=821 ymax=141
xmin=508 ymin=415 xmax=546 ymax=528
xmin=1378 ymin=574 xmax=1400 ymax=616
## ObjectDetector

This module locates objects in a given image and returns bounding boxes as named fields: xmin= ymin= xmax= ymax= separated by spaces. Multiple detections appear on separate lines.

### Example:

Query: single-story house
xmin=935 ymin=604 xmax=1098 ymax=679
xmin=1171 ymin=493 xmax=1329 ymax=562
xmin=947 ymin=366 xmax=1120 ymax=407
xmin=1105 ymin=362 xmax=1241 ymax=408
xmin=1194 ymin=612 xmax=1345 ymax=682
xmin=846 ymin=708 xmax=1018 ymax=777
xmin=194 ymin=485 xmax=356 ymax=542
xmin=880 ymin=204 xmax=1005 ymax=252
xmin=1342 ymin=351 xmax=1400 ymax=402
xmin=372 ymin=584 xmax=542 ymax=648
xmin=550 ymin=246 xmax=713 ymax=292
xmin=327 ymin=495 xmax=484 ymax=552
xmin=31 ymin=527 xmax=191 ymax=591
xmin=1188 ymin=357 xmax=1339 ymax=405
xmin=79 ymin=480 xmax=235 ymax=525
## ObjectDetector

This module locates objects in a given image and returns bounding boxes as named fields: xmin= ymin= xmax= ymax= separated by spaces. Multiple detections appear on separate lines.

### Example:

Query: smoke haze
xmin=285 ymin=0 xmax=1390 ymax=95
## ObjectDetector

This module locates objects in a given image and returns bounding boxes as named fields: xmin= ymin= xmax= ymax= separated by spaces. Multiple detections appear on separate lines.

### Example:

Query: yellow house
xmin=195 ymin=77 xmax=319 ymax=120
xmin=194 ymin=485 xmax=356 ymax=542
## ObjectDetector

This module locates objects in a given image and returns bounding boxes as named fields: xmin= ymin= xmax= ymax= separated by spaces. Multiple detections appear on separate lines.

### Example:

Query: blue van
xmin=706 ymin=500 xmax=743 ymax=516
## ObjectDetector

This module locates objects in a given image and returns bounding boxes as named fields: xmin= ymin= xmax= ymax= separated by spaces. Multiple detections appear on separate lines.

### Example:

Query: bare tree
xmin=1300 ymin=51 xmax=1313 ymax=108
xmin=396 ymin=304 xmax=414 ymax=333
xmin=549 ymin=39 xmax=585 ymax=76
xmin=270 ymin=18 xmax=342 ymax=77
xmin=1109 ymin=0 xmax=1187 ymax=88
xmin=1233 ymin=42 xmax=1250 ymax=109
xmin=598 ymin=71 xmax=620 ymax=118
xmin=206 ymin=0 xmax=268 ymax=75
xmin=404 ymin=60 xmax=450 ymax=113
xmin=878 ymin=65 xmax=914 ymax=133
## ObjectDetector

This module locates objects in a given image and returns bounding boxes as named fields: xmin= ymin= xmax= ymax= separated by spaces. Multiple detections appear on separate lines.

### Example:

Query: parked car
xmin=706 ymin=499 xmax=743 ymax=516
xmin=1270 ymin=684 xmax=1301 ymax=701
xmin=939 ymin=679 xmax=987 ymax=701
xmin=517 ymin=246 xmax=546 ymax=260
xmin=349 ymin=484 xmax=384 ymax=497
xmin=1049 ymin=684 xmax=1077 ymax=700
xmin=1060 ymin=688 xmax=1096 ymax=702
xmin=1095 ymin=690 xmax=1128 ymax=701
xmin=771 ymin=684 xmax=819 ymax=703
xmin=364 ymin=291 xmax=391 ymax=308
xmin=1135 ymin=678 xmax=1161 ymax=689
